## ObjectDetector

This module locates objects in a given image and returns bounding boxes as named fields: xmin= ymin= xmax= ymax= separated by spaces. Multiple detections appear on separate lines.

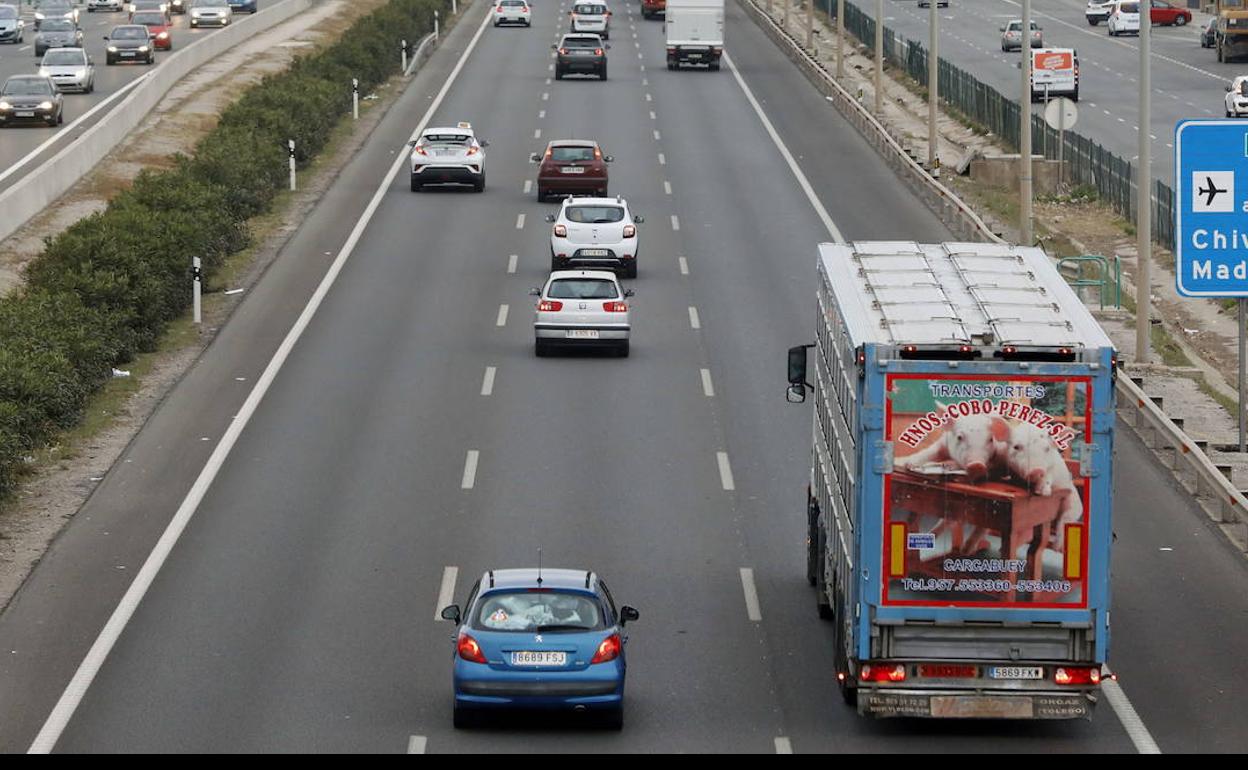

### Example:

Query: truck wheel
xmin=815 ymin=529 xmax=834 ymax=620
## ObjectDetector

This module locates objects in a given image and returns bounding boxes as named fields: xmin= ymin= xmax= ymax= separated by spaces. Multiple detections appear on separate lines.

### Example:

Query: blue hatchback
xmin=441 ymin=568 xmax=640 ymax=729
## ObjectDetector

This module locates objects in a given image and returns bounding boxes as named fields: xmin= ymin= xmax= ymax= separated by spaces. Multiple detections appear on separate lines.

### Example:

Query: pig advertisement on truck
xmin=786 ymin=242 xmax=1115 ymax=720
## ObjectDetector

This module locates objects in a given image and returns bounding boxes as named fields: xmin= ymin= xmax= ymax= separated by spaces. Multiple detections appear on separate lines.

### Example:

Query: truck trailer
xmin=787 ymin=241 xmax=1115 ymax=719
xmin=664 ymin=0 xmax=723 ymax=70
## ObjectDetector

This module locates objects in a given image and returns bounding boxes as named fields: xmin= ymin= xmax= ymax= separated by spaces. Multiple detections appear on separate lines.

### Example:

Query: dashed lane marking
xmin=523 ymin=180 xmax=532 ymax=194
xmin=701 ymin=368 xmax=715 ymax=397
xmin=508 ymin=253 xmax=519 ymax=273
xmin=657 ymin=152 xmax=666 ymax=165
xmin=461 ymin=451 xmax=479 ymax=489
xmin=775 ymin=737 xmax=793 ymax=754
xmin=516 ymin=213 xmax=525 ymax=229
xmin=670 ymin=214 xmax=680 ymax=230
xmin=481 ymin=367 xmax=496 ymax=396
xmin=408 ymin=736 xmax=428 ymax=754
xmin=435 ymin=567 xmax=459 ymax=620
xmin=739 ymin=567 xmax=761 ymax=619
xmin=688 ymin=306 xmax=701 ymax=329
xmin=678 ymin=256 xmax=689 ymax=275
xmin=496 ymin=304 xmax=510 ymax=327
xmin=664 ymin=180 xmax=671 ymax=195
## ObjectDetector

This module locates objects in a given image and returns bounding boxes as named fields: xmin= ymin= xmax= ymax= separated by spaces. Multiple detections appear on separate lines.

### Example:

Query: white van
xmin=1030 ymin=47 xmax=1079 ymax=102
xmin=1107 ymin=0 xmax=1140 ymax=36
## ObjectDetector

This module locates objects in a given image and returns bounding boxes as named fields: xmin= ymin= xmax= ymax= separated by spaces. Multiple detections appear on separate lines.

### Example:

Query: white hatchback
xmin=494 ymin=0 xmax=530 ymax=26
xmin=546 ymin=196 xmax=643 ymax=277
xmin=532 ymin=271 xmax=632 ymax=357
xmin=569 ymin=1 xmax=610 ymax=39
xmin=1107 ymin=0 xmax=1140 ymax=36
xmin=39 ymin=47 xmax=95 ymax=92
xmin=1226 ymin=76 xmax=1248 ymax=117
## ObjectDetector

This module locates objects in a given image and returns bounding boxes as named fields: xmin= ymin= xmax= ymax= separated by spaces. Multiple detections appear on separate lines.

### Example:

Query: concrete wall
xmin=970 ymin=155 xmax=1063 ymax=196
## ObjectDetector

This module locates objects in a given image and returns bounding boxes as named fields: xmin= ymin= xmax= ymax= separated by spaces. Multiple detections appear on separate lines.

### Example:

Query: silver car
xmin=1000 ymin=19 xmax=1042 ymax=51
xmin=569 ymin=1 xmax=610 ymax=39
xmin=189 ymin=0 xmax=231 ymax=27
xmin=408 ymin=122 xmax=488 ymax=192
xmin=532 ymin=270 xmax=632 ymax=357
xmin=34 ymin=18 xmax=83 ymax=57
xmin=0 ymin=4 xmax=26 ymax=44
xmin=546 ymin=196 xmax=643 ymax=277
xmin=88 ymin=0 xmax=125 ymax=11
xmin=39 ymin=46 xmax=95 ymax=92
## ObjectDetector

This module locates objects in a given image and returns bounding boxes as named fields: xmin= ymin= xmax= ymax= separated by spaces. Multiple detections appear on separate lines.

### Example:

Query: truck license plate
xmin=931 ymin=695 xmax=1034 ymax=719
xmin=511 ymin=651 xmax=566 ymax=666
xmin=987 ymin=666 xmax=1044 ymax=680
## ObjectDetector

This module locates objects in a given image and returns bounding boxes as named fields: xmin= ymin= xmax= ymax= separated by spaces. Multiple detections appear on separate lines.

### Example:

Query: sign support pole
xmin=1135 ymin=2 xmax=1152 ymax=363
xmin=1241 ymin=299 xmax=1246 ymax=453
xmin=1019 ymin=0 xmax=1033 ymax=246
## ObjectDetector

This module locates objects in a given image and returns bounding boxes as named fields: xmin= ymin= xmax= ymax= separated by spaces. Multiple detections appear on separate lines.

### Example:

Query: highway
xmin=858 ymin=0 xmax=1227 ymax=184
xmin=2 ymin=0 xmax=1248 ymax=753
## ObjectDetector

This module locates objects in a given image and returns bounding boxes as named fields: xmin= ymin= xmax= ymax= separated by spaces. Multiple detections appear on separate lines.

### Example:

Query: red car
xmin=1149 ymin=0 xmax=1191 ymax=26
xmin=641 ymin=0 xmax=664 ymax=20
xmin=531 ymin=140 xmax=613 ymax=201
xmin=130 ymin=10 xmax=172 ymax=50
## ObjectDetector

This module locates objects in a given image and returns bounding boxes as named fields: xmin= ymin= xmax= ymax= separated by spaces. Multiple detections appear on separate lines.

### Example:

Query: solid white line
xmin=507 ymin=253 xmax=518 ymax=273
xmin=688 ymin=306 xmax=700 ymax=329
xmin=678 ymin=256 xmax=689 ymax=275
xmin=523 ymin=180 xmax=532 ymax=194
xmin=670 ymin=214 xmax=680 ymax=231
xmin=700 ymin=368 xmax=715 ymax=397
xmin=1103 ymin=673 xmax=1162 ymax=753
xmin=718 ymin=452 xmax=736 ymax=491
xmin=461 ymin=450 xmax=480 ymax=490
xmin=408 ymin=735 xmax=428 ymax=754
xmin=534 ymin=128 xmax=542 ymax=138
xmin=25 ymin=7 xmax=499 ymax=755
xmin=724 ymin=52 xmax=844 ymax=243
xmin=663 ymin=180 xmax=671 ymax=195
xmin=774 ymin=737 xmax=793 ymax=754
xmin=496 ymin=304 xmax=510 ymax=327
xmin=481 ymin=366 xmax=496 ymax=396
xmin=739 ymin=567 xmax=761 ymax=620
xmin=434 ymin=566 xmax=459 ymax=620
xmin=516 ymin=213 xmax=526 ymax=229
xmin=657 ymin=152 xmax=666 ymax=165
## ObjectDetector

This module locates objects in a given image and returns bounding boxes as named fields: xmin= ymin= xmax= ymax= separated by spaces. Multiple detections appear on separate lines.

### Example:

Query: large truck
xmin=664 ymin=0 xmax=723 ymax=70
xmin=786 ymin=242 xmax=1116 ymax=719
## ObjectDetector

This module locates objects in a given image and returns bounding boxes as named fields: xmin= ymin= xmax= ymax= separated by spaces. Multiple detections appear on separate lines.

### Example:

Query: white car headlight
xmin=107 ymin=45 xmax=117 ymax=52
xmin=157 ymin=31 xmax=168 ymax=38
xmin=76 ymin=69 xmax=87 ymax=78
xmin=0 ymin=101 xmax=11 ymax=111
xmin=39 ymin=101 xmax=53 ymax=110
xmin=35 ymin=12 xmax=45 ymax=20
xmin=138 ymin=45 xmax=149 ymax=52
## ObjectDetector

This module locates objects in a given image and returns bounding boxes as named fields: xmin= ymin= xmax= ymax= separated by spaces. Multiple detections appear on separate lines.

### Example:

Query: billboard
xmin=884 ymin=374 xmax=1091 ymax=608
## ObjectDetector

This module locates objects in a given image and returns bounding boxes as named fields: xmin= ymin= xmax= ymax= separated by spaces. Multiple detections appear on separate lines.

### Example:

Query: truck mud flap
xmin=860 ymin=690 xmax=1093 ymax=719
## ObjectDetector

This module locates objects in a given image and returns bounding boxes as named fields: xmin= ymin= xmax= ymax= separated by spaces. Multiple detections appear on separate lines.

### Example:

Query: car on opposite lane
xmin=88 ymin=0 xmax=125 ymax=12
xmin=1000 ymin=19 xmax=1042 ymax=51
xmin=35 ymin=0 xmax=79 ymax=29
xmin=0 ymin=74 xmax=64 ymax=127
xmin=547 ymin=196 xmax=644 ymax=277
xmin=129 ymin=0 xmax=170 ymax=22
xmin=531 ymin=271 xmax=632 ymax=356
xmin=131 ymin=10 xmax=173 ymax=49
xmin=494 ymin=0 xmax=531 ymax=26
xmin=442 ymin=569 xmax=639 ymax=728
xmin=104 ymin=24 xmax=156 ymax=64
xmin=1226 ymin=76 xmax=1248 ymax=117
xmin=554 ymin=33 xmax=609 ymax=79
xmin=532 ymin=139 xmax=612 ymax=200
xmin=0 ymin=4 xmax=26 ymax=44
xmin=569 ymin=1 xmax=610 ymax=38
xmin=1086 ymin=0 xmax=1114 ymax=25
xmin=1107 ymin=0 xmax=1140 ymax=36
xmin=39 ymin=47 xmax=95 ymax=92
xmin=33 ymin=18 xmax=83 ymax=57
xmin=227 ymin=0 xmax=257 ymax=14
xmin=189 ymin=0 xmax=232 ymax=27
xmin=408 ymin=122 xmax=488 ymax=192
xmin=1150 ymin=0 xmax=1190 ymax=26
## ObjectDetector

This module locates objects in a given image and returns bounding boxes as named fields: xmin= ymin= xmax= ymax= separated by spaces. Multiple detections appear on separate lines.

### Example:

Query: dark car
xmin=532 ymin=139 xmax=613 ymax=200
xmin=104 ymin=24 xmax=155 ymax=64
xmin=34 ymin=18 xmax=82 ymax=56
xmin=227 ymin=0 xmax=257 ymax=12
xmin=553 ymin=33 xmax=608 ymax=80
xmin=0 ymin=75 xmax=64 ymax=127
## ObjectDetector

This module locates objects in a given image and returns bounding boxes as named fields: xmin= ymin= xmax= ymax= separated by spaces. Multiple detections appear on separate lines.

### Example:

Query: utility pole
xmin=806 ymin=0 xmax=813 ymax=49
xmin=1136 ymin=2 xmax=1152 ymax=363
xmin=928 ymin=0 xmax=938 ymax=172
xmin=837 ymin=0 xmax=844 ymax=79
xmin=1019 ymin=0 xmax=1033 ymax=246
xmin=874 ymin=0 xmax=883 ymax=115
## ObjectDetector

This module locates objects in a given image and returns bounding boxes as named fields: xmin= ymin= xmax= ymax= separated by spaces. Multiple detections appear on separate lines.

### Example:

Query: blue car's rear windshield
xmin=472 ymin=591 xmax=605 ymax=632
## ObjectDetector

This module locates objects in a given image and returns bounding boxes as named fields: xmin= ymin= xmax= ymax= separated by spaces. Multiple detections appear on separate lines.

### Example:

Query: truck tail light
xmin=603 ymin=301 xmax=628 ymax=312
xmin=859 ymin=663 xmax=906 ymax=683
xmin=457 ymin=633 xmax=487 ymax=663
xmin=590 ymin=634 xmax=621 ymax=663
xmin=1064 ymin=523 xmax=1084 ymax=580
xmin=554 ymin=224 xmax=567 ymax=237
xmin=666 ymin=46 xmax=676 ymax=55
xmin=622 ymin=224 xmax=635 ymax=238
xmin=1054 ymin=666 xmax=1101 ymax=686
xmin=538 ymin=300 xmax=563 ymax=312
xmin=712 ymin=46 xmax=722 ymax=55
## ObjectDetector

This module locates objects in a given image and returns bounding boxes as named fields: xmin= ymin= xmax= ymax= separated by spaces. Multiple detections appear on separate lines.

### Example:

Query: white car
xmin=494 ymin=0 xmax=531 ymax=26
xmin=532 ymin=270 xmax=632 ymax=357
xmin=1085 ymin=0 xmax=1114 ymax=25
xmin=409 ymin=122 xmax=488 ymax=192
xmin=189 ymin=0 xmax=231 ymax=27
xmin=569 ymin=1 xmax=610 ymax=39
xmin=88 ymin=0 xmax=125 ymax=12
xmin=1107 ymin=0 xmax=1140 ymax=36
xmin=1226 ymin=76 xmax=1248 ymax=117
xmin=546 ymin=196 xmax=643 ymax=277
xmin=39 ymin=47 xmax=95 ymax=92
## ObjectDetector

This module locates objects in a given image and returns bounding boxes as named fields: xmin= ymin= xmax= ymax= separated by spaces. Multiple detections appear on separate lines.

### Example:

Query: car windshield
xmin=500 ymin=0 xmax=526 ymax=6
xmin=550 ymin=146 xmax=595 ymax=162
xmin=0 ymin=7 xmax=17 ymax=20
xmin=194 ymin=0 xmax=226 ymax=6
xmin=43 ymin=49 xmax=84 ymax=65
xmin=547 ymin=278 xmax=619 ymax=299
xmin=1007 ymin=21 xmax=1038 ymax=30
xmin=1239 ymin=80 xmax=1248 ymax=96
xmin=1120 ymin=2 xmax=1138 ymax=12
xmin=1229 ymin=17 xmax=1248 ymax=29
xmin=41 ymin=20 xmax=74 ymax=31
xmin=563 ymin=37 xmax=601 ymax=48
xmin=574 ymin=3 xmax=606 ymax=13
xmin=473 ymin=591 xmax=604 ymax=632
xmin=566 ymin=205 xmax=624 ymax=224
xmin=41 ymin=0 xmax=72 ymax=11
xmin=3 ymin=78 xmax=53 ymax=96
xmin=132 ymin=12 xmax=164 ymax=23
xmin=111 ymin=26 xmax=146 ymax=39
xmin=421 ymin=133 xmax=470 ymax=145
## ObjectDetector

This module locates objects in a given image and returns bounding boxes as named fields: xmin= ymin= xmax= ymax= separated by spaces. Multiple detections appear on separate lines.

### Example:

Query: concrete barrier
xmin=0 ymin=0 xmax=313 ymax=245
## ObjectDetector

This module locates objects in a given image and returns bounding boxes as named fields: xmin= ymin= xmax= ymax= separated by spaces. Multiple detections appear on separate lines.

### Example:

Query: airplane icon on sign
xmin=1191 ymin=170 xmax=1235 ymax=213
xmin=1198 ymin=176 xmax=1228 ymax=207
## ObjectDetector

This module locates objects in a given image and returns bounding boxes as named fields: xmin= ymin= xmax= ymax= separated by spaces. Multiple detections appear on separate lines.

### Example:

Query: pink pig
xmin=898 ymin=403 xmax=1011 ymax=481
xmin=1005 ymin=422 xmax=1084 ymax=543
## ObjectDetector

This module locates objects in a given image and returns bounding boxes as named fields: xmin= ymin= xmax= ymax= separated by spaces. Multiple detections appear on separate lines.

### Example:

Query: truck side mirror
xmin=440 ymin=604 xmax=461 ymax=624
xmin=787 ymin=344 xmax=812 ymax=403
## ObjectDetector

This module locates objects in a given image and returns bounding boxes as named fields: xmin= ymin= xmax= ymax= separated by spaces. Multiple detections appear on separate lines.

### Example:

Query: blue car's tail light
xmin=590 ymin=633 xmax=621 ymax=664
xmin=457 ymin=632 xmax=487 ymax=664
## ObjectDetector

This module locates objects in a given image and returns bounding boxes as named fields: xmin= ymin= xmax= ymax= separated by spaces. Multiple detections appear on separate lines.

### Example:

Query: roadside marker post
xmin=288 ymin=139 xmax=296 ymax=191
xmin=191 ymin=256 xmax=202 ymax=326
xmin=402 ymin=39 xmax=408 ymax=72
xmin=352 ymin=77 xmax=359 ymax=120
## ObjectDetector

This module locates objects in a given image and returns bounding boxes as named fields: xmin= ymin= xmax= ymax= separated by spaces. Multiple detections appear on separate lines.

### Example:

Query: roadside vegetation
xmin=0 ymin=0 xmax=450 ymax=500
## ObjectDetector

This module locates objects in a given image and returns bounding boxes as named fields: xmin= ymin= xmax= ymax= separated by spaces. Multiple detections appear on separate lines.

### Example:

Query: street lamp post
xmin=1136 ymin=2 xmax=1153 ymax=364
xmin=928 ymin=0 xmax=938 ymax=172
xmin=1019 ymin=0 xmax=1033 ymax=246
xmin=874 ymin=0 xmax=883 ymax=115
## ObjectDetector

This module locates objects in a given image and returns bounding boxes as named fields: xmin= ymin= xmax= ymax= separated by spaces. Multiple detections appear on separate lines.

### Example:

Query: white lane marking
xmin=637 ymin=52 xmax=643 ymax=58
xmin=435 ymin=566 xmax=459 ymax=620
xmin=18 ymin=45 xmax=30 ymax=51
xmin=461 ymin=450 xmax=480 ymax=490
xmin=507 ymin=253 xmax=518 ymax=273
xmin=639 ymin=64 xmax=645 ymax=71
xmin=549 ymin=63 xmax=554 ymax=71
xmin=645 ymin=93 xmax=652 ymax=101
xmin=523 ymin=180 xmax=532 ymax=194
xmin=700 ymin=368 xmax=715 ymax=397
xmin=658 ymin=152 xmax=666 ymax=165
xmin=496 ymin=304 xmax=510 ymax=327
xmin=663 ymin=180 xmax=671 ymax=195
xmin=650 ymin=110 xmax=657 ymax=120
xmin=24 ymin=6 xmax=499 ymax=755
xmin=545 ymin=77 xmax=551 ymax=85
xmin=670 ymin=214 xmax=680 ymax=231
xmin=542 ymin=91 xmax=549 ymax=100
xmin=739 ymin=567 xmax=761 ymax=619
xmin=481 ymin=366 xmax=497 ymax=396
xmin=538 ymin=109 xmax=546 ymax=119
xmin=688 ymin=306 xmax=700 ymax=329
xmin=408 ymin=736 xmax=428 ymax=754
xmin=724 ymin=52 xmax=844 ymax=243
xmin=653 ymin=130 xmax=661 ymax=140
xmin=1103 ymin=673 xmax=1162 ymax=754
xmin=642 ymin=77 xmax=648 ymax=85
xmin=678 ymin=256 xmax=689 ymax=275
xmin=516 ymin=213 xmax=526 ymax=229
xmin=635 ymin=41 xmax=640 ymax=48
xmin=534 ymin=128 xmax=542 ymax=138
xmin=775 ymin=737 xmax=793 ymax=754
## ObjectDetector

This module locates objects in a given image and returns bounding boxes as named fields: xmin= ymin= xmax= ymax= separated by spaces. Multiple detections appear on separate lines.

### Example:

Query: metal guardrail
xmin=1057 ymin=254 xmax=1122 ymax=310
xmin=739 ymin=0 xmax=1003 ymax=245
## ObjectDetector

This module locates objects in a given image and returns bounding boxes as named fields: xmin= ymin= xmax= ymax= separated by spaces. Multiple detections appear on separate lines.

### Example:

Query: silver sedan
xmin=1000 ymin=19 xmax=1042 ymax=51
xmin=39 ymin=47 xmax=95 ymax=92
xmin=531 ymin=270 xmax=632 ymax=357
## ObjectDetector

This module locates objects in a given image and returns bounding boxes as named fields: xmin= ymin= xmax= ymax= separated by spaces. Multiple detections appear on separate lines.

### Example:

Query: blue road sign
xmin=1176 ymin=120 xmax=1248 ymax=297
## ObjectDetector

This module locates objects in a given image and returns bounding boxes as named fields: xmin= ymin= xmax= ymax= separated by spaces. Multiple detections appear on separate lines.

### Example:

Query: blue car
xmin=226 ymin=0 xmax=256 ymax=12
xmin=441 ymin=568 xmax=640 ymax=729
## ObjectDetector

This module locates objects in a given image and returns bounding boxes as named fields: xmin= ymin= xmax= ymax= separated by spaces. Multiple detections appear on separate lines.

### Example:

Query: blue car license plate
xmin=511 ymin=651 xmax=566 ymax=666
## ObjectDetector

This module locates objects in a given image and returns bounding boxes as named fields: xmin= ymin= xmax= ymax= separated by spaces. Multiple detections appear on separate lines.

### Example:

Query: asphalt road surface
xmin=2 ymin=0 xmax=1248 ymax=753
